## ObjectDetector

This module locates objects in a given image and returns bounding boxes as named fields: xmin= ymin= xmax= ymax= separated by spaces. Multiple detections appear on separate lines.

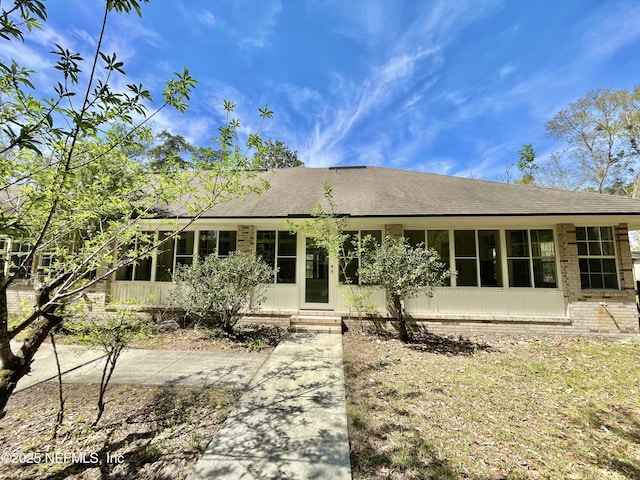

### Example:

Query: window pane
xmin=198 ymin=230 xmax=218 ymax=258
xmin=454 ymin=230 xmax=476 ymax=257
xmin=428 ymin=230 xmax=451 ymax=286
xmin=156 ymin=233 xmax=175 ymax=282
xmin=588 ymin=241 xmax=601 ymax=256
xmin=277 ymin=231 xmax=297 ymax=256
xmin=601 ymin=241 xmax=615 ymax=256
xmin=133 ymin=257 xmax=152 ymax=281
xmin=590 ymin=274 xmax=604 ymax=289
xmin=531 ymin=229 xmax=555 ymax=257
xmin=456 ymin=259 xmax=478 ymax=286
xmin=588 ymin=258 xmax=603 ymax=273
xmin=340 ymin=257 xmax=358 ymax=284
xmin=176 ymin=231 xmax=194 ymax=255
xmin=256 ymin=230 xmax=276 ymax=268
xmin=506 ymin=230 xmax=528 ymax=257
xmin=340 ymin=232 xmax=358 ymax=284
xmin=218 ymin=231 xmax=237 ymax=256
xmin=600 ymin=227 xmax=613 ymax=240
xmin=361 ymin=230 xmax=382 ymax=244
xmin=580 ymin=273 xmax=590 ymax=289
xmin=577 ymin=242 xmax=588 ymax=255
xmin=586 ymin=227 xmax=599 ymax=240
xmin=277 ymin=258 xmax=296 ymax=284
xmin=533 ymin=259 xmax=557 ymax=288
xmin=576 ymin=227 xmax=587 ymax=241
xmin=428 ymin=230 xmax=450 ymax=261
xmin=508 ymin=259 xmax=531 ymax=287
xmin=116 ymin=264 xmax=133 ymax=281
xmin=478 ymin=230 xmax=501 ymax=287
xmin=604 ymin=274 xmax=618 ymax=289
xmin=404 ymin=230 xmax=425 ymax=247
xmin=602 ymin=259 xmax=617 ymax=274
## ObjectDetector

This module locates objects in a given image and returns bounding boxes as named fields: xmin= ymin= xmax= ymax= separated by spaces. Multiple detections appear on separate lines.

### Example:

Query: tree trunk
xmin=0 ymin=286 xmax=60 ymax=419
xmin=389 ymin=293 xmax=409 ymax=342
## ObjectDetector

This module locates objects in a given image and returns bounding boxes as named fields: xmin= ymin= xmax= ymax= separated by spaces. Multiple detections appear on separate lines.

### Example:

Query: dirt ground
xmin=343 ymin=329 xmax=640 ymax=480
xmin=0 ymin=324 xmax=285 ymax=480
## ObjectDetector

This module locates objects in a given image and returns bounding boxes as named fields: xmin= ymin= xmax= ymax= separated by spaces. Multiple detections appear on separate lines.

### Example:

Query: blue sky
xmin=3 ymin=0 xmax=640 ymax=180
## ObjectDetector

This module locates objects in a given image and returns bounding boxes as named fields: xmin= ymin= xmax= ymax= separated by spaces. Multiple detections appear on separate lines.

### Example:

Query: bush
xmin=170 ymin=252 xmax=274 ymax=333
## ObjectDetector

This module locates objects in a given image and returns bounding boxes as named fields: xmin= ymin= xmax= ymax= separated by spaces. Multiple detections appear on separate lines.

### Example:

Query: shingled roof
xmin=178 ymin=166 xmax=640 ymax=224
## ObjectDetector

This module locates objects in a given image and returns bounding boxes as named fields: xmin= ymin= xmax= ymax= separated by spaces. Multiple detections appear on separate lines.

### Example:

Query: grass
xmin=344 ymin=331 xmax=640 ymax=479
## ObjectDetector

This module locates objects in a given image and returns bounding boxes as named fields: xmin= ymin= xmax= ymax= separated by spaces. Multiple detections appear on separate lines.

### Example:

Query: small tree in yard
xmin=358 ymin=236 xmax=452 ymax=342
xmin=68 ymin=302 xmax=153 ymax=426
xmin=170 ymin=252 xmax=274 ymax=334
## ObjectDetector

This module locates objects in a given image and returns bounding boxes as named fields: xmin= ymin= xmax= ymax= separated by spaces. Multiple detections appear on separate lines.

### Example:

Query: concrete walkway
xmin=13 ymin=333 xmax=352 ymax=479
xmin=14 ymin=342 xmax=269 ymax=392
xmin=189 ymin=333 xmax=352 ymax=480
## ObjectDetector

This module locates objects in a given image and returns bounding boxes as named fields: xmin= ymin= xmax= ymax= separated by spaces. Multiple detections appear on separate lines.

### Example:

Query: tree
xmin=0 ymin=0 xmax=272 ymax=418
xmin=514 ymin=144 xmax=537 ymax=185
xmin=148 ymin=130 xmax=194 ymax=171
xmin=67 ymin=301 xmax=153 ymax=426
xmin=545 ymin=86 xmax=640 ymax=194
xmin=253 ymin=139 xmax=303 ymax=169
xmin=170 ymin=252 xmax=274 ymax=334
xmin=358 ymin=236 xmax=451 ymax=342
xmin=288 ymin=183 xmax=376 ymax=320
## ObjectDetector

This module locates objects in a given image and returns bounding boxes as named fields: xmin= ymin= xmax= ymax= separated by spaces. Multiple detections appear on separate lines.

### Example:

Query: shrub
xmin=170 ymin=252 xmax=274 ymax=333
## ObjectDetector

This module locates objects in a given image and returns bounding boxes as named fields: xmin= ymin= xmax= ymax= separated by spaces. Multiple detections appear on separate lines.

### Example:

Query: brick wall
xmin=237 ymin=225 xmax=255 ymax=253
xmin=556 ymin=223 xmax=639 ymax=334
xmin=384 ymin=224 xmax=403 ymax=239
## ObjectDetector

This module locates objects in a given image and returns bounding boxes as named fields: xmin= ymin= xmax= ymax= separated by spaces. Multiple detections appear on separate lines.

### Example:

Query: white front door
xmin=301 ymin=238 xmax=334 ymax=309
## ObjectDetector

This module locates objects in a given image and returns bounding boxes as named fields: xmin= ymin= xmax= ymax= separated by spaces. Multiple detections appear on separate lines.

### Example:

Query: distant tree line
xmin=511 ymin=85 xmax=640 ymax=196
xmin=147 ymin=131 xmax=302 ymax=171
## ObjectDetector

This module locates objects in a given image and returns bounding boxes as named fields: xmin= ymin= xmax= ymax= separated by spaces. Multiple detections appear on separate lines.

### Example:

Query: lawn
xmin=343 ymin=331 xmax=640 ymax=479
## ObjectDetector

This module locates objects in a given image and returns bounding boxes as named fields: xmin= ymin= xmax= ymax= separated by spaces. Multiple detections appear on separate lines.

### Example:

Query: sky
xmin=2 ymin=0 xmax=640 ymax=181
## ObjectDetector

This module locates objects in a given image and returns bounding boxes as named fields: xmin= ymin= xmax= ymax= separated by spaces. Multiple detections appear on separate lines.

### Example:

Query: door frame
xmin=300 ymin=236 xmax=335 ymax=310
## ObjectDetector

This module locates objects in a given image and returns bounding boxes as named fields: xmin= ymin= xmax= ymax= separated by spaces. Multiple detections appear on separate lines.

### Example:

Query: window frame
xmin=506 ymin=229 xmax=558 ymax=288
xmin=256 ymin=230 xmax=298 ymax=284
xmin=576 ymin=226 xmax=619 ymax=290
xmin=339 ymin=229 xmax=382 ymax=285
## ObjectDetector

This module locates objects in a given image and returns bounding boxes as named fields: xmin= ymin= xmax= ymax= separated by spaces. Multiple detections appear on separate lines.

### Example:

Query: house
xmin=9 ymin=166 xmax=640 ymax=335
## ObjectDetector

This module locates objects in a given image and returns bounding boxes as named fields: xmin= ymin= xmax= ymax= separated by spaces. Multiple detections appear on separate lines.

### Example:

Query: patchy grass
xmin=0 ymin=383 xmax=240 ymax=479
xmin=344 ymin=331 xmax=640 ymax=480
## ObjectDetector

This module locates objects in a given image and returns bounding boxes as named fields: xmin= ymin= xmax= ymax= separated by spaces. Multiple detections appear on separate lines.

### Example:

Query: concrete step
xmin=289 ymin=315 xmax=342 ymax=326
xmin=288 ymin=324 xmax=343 ymax=334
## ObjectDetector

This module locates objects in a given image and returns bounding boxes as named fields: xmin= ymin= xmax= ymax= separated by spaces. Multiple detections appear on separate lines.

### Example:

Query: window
xmin=506 ymin=229 xmax=557 ymax=288
xmin=175 ymin=231 xmax=195 ymax=268
xmin=339 ymin=230 xmax=382 ymax=284
xmin=198 ymin=230 xmax=218 ymax=258
xmin=577 ymin=227 xmax=618 ymax=289
xmin=454 ymin=230 xmax=477 ymax=286
xmin=9 ymin=239 xmax=33 ymax=280
xmin=198 ymin=230 xmax=237 ymax=259
xmin=453 ymin=230 xmax=502 ymax=287
xmin=404 ymin=230 xmax=425 ymax=247
xmin=117 ymin=229 xmax=237 ymax=282
xmin=478 ymin=230 xmax=502 ymax=287
xmin=218 ymin=231 xmax=237 ymax=257
xmin=155 ymin=232 xmax=177 ymax=282
xmin=256 ymin=230 xmax=297 ymax=284
xmin=404 ymin=230 xmax=451 ymax=286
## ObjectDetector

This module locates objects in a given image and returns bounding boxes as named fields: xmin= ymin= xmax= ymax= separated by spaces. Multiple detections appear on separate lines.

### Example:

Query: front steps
xmin=288 ymin=314 xmax=343 ymax=334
